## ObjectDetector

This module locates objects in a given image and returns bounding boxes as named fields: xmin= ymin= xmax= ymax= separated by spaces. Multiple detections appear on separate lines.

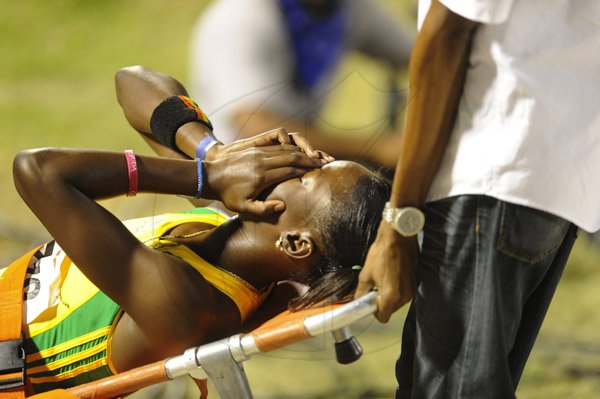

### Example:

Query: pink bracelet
xmin=124 ymin=150 xmax=138 ymax=197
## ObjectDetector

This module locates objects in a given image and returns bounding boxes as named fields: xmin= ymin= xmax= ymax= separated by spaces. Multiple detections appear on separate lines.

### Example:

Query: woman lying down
xmin=0 ymin=68 xmax=390 ymax=395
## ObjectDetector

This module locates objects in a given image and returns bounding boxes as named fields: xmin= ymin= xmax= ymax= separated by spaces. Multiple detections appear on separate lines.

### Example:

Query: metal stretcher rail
xmin=66 ymin=292 xmax=379 ymax=399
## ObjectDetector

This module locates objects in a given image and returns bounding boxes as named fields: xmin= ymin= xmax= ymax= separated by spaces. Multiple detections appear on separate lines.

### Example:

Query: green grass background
xmin=1 ymin=1 xmax=599 ymax=398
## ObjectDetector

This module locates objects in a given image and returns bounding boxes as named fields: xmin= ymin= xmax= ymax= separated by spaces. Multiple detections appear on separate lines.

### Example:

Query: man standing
xmin=189 ymin=0 xmax=414 ymax=168
xmin=356 ymin=0 xmax=600 ymax=398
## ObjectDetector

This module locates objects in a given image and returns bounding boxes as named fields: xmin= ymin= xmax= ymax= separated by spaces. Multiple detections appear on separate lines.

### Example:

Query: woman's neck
xmin=198 ymin=218 xmax=284 ymax=291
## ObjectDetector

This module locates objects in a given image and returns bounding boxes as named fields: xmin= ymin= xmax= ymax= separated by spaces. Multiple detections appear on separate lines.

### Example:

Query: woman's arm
xmin=114 ymin=65 xmax=199 ymax=158
xmin=115 ymin=65 xmax=332 ymax=215
xmin=12 ymin=147 xmax=316 ymax=339
xmin=115 ymin=65 xmax=330 ymax=161
xmin=13 ymin=149 xmax=202 ymax=339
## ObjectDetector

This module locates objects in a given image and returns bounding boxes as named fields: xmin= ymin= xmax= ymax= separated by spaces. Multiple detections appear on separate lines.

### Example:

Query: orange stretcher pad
xmin=24 ymin=292 xmax=378 ymax=399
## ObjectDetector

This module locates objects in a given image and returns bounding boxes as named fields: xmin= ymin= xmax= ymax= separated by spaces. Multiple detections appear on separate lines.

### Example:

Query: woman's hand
xmin=206 ymin=128 xmax=335 ymax=163
xmin=202 ymin=128 xmax=334 ymax=216
xmin=354 ymin=222 xmax=418 ymax=322
xmin=203 ymin=143 xmax=326 ymax=216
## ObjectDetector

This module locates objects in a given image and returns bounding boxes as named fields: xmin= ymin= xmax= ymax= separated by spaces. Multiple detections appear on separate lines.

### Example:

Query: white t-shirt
xmin=419 ymin=0 xmax=600 ymax=232
xmin=189 ymin=0 xmax=413 ymax=143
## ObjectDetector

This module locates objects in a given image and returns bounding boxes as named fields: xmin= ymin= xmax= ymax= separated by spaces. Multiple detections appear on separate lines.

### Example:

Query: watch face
xmin=394 ymin=208 xmax=424 ymax=236
xmin=382 ymin=203 xmax=424 ymax=237
xmin=397 ymin=211 xmax=421 ymax=233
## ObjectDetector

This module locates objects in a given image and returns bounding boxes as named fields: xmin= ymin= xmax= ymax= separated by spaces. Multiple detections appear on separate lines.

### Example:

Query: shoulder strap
xmin=155 ymin=244 xmax=272 ymax=322
xmin=125 ymin=207 xmax=228 ymax=246
xmin=0 ymin=246 xmax=42 ymax=398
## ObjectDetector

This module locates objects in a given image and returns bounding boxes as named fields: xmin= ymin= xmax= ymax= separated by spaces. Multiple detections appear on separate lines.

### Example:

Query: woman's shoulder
xmin=122 ymin=207 xmax=230 ymax=241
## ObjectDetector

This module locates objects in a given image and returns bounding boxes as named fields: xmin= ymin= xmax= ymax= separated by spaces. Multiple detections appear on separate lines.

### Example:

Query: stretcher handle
xmin=249 ymin=292 xmax=378 ymax=353
xmin=66 ymin=360 xmax=168 ymax=399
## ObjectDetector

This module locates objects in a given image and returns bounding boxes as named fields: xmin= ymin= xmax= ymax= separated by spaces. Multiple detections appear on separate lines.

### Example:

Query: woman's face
xmin=265 ymin=160 xmax=367 ymax=226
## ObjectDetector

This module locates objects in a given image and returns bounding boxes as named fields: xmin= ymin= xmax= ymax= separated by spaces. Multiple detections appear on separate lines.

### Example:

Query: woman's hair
xmin=289 ymin=168 xmax=391 ymax=310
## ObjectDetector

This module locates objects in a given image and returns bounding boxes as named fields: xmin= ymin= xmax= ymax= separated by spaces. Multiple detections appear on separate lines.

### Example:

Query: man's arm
xmin=355 ymin=0 xmax=479 ymax=322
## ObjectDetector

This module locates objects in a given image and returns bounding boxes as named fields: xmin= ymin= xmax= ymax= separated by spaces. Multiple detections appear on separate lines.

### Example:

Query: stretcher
xmin=43 ymin=291 xmax=379 ymax=399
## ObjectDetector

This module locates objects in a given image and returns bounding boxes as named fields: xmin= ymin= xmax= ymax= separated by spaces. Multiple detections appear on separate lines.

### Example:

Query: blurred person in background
xmin=189 ymin=0 xmax=414 ymax=169
xmin=355 ymin=0 xmax=600 ymax=398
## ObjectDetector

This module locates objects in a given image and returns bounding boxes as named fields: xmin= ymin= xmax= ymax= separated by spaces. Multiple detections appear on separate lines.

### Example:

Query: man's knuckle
xmin=382 ymin=290 xmax=402 ymax=306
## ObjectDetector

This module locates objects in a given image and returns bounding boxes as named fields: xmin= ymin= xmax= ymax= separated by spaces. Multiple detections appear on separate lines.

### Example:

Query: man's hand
xmin=203 ymin=144 xmax=325 ymax=216
xmin=354 ymin=222 xmax=419 ymax=323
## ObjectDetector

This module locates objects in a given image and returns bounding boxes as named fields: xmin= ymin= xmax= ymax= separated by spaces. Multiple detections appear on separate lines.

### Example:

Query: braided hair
xmin=289 ymin=168 xmax=390 ymax=310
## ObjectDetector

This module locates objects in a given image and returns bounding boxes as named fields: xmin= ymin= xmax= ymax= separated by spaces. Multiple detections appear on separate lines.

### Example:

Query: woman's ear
xmin=279 ymin=230 xmax=315 ymax=259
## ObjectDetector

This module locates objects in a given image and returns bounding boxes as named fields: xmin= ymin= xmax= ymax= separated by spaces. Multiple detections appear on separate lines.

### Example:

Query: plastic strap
xmin=124 ymin=150 xmax=138 ymax=197
xmin=0 ymin=246 xmax=43 ymax=397
xmin=195 ymin=159 xmax=203 ymax=199
xmin=195 ymin=136 xmax=218 ymax=161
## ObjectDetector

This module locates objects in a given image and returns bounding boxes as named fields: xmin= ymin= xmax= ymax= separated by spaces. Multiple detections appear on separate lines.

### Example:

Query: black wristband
xmin=149 ymin=95 xmax=214 ymax=151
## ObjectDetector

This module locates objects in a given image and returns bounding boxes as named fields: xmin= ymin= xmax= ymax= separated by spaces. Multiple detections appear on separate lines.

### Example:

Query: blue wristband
xmin=195 ymin=158 xmax=204 ymax=199
xmin=195 ymin=136 xmax=218 ymax=161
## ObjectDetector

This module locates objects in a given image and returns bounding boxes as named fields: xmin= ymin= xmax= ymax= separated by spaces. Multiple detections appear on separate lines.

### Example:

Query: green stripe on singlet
xmin=28 ymin=208 xmax=221 ymax=392
xmin=31 ymin=364 xmax=113 ymax=393
xmin=25 ymin=290 xmax=120 ymax=353
xmin=25 ymin=290 xmax=120 ymax=388
xmin=26 ymin=334 xmax=109 ymax=369
xmin=179 ymin=207 xmax=220 ymax=215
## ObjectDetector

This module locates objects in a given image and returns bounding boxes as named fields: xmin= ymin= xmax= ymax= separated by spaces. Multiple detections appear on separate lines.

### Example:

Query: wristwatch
xmin=382 ymin=202 xmax=425 ymax=237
